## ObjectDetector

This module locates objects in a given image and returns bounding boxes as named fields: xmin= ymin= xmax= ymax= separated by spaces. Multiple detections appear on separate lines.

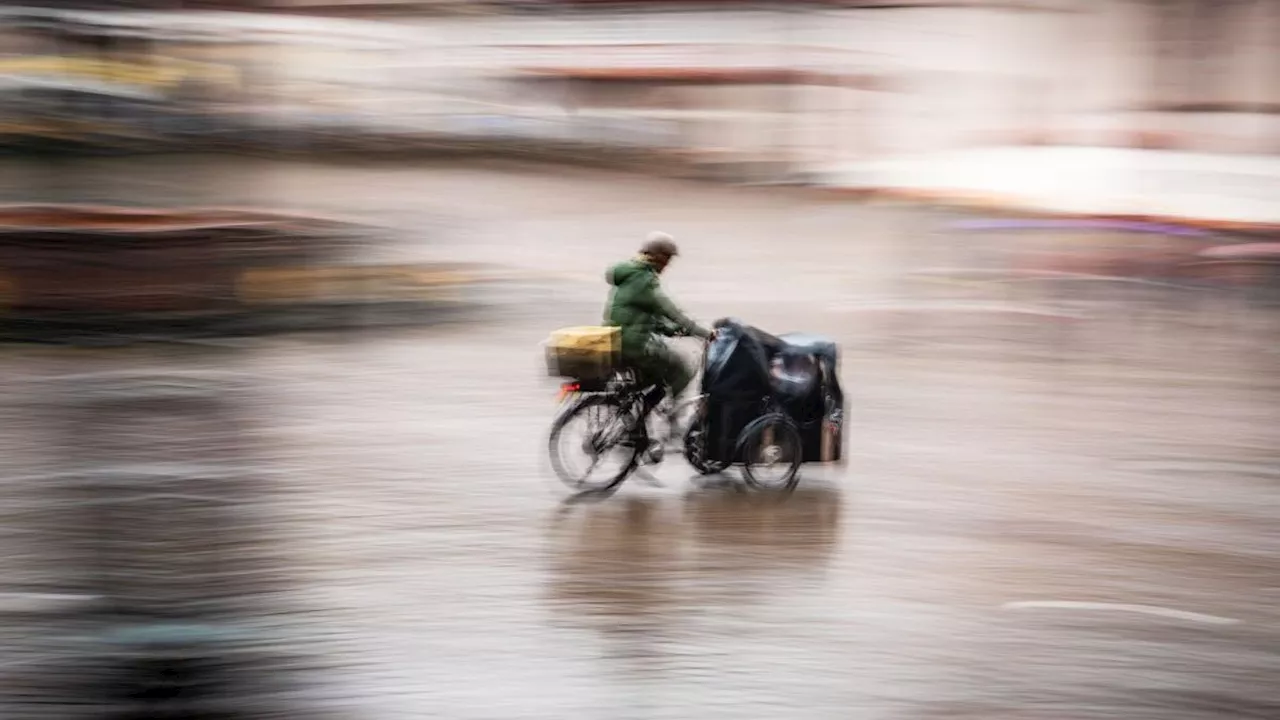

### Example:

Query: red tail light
xmin=556 ymin=382 xmax=580 ymax=404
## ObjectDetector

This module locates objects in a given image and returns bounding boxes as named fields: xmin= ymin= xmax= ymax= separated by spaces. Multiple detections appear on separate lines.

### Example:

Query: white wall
xmin=787 ymin=0 xmax=1280 ymax=164
xmin=251 ymin=2 xmax=1280 ymax=160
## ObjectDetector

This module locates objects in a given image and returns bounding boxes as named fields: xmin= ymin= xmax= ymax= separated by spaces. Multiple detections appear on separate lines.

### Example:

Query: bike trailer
xmin=544 ymin=325 xmax=620 ymax=388
xmin=699 ymin=318 xmax=845 ymax=465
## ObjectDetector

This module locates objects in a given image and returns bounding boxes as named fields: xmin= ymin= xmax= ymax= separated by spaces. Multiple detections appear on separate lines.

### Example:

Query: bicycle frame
xmin=552 ymin=335 xmax=712 ymax=467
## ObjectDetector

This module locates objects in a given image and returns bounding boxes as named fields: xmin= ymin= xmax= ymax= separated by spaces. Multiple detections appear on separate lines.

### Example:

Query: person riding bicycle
xmin=604 ymin=232 xmax=714 ymax=441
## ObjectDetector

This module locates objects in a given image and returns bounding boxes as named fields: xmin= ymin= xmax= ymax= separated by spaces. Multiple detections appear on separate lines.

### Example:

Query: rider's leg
xmin=626 ymin=344 xmax=679 ymax=440
xmin=665 ymin=349 xmax=694 ymax=401
xmin=643 ymin=343 xmax=694 ymax=431
xmin=646 ymin=343 xmax=689 ymax=410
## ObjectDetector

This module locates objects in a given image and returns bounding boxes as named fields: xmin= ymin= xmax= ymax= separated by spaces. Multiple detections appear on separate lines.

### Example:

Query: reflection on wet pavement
xmin=545 ymin=486 xmax=842 ymax=624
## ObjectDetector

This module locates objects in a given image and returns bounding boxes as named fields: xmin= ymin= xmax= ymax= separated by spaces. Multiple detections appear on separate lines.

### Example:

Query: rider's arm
xmin=655 ymin=316 xmax=684 ymax=337
xmin=650 ymin=279 xmax=711 ymax=339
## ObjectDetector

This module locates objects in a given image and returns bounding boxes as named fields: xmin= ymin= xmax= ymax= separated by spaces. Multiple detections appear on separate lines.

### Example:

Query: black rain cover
xmin=700 ymin=319 xmax=784 ymax=463
xmin=700 ymin=319 xmax=846 ymax=464
xmin=701 ymin=318 xmax=779 ymax=400
xmin=776 ymin=332 xmax=844 ymax=412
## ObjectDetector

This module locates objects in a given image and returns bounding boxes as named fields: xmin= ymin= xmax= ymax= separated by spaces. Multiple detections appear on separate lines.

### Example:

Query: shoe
xmin=641 ymin=440 xmax=665 ymax=465
xmin=649 ymin=400 xmax=679 ymax=445
xmin=657 ymin=398 xmax=679 ymax=425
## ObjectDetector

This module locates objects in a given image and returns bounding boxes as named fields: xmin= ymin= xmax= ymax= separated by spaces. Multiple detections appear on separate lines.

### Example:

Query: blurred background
xmin=0 ymin=1 xmax=1276 ymax=718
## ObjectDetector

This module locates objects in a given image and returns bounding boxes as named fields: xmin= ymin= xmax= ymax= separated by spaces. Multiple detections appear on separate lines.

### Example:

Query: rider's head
xmin=640 ymin=231 xmax=679 ymax=273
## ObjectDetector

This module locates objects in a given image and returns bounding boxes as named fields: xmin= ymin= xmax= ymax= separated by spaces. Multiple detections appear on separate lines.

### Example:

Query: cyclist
xmin=604 ymin=232 xmax=714 ymax=444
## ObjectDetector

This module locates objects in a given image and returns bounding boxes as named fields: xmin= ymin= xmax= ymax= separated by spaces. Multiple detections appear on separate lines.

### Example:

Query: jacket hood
xmin=606 ymin=257 xmax=653 ymax=286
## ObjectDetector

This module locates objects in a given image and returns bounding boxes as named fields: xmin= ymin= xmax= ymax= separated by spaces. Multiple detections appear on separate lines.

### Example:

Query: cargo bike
xmin=544 ymin=318 xmax=846 ymax=495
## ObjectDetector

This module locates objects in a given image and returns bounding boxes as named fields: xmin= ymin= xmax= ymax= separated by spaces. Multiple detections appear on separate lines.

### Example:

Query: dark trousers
xmin=625 ymin=339 xmax=694 ymax=417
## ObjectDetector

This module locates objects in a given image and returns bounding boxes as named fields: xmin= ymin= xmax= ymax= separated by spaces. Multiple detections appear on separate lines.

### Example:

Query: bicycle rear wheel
xmin=549 ymin=394 xmax=640 ymax=494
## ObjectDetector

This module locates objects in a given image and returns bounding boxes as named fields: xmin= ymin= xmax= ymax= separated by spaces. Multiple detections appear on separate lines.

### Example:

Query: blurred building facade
xmin=252 ymin=0 xmax=1280 ymax=162
xmin=0 ymin=1 xmax=1276 ymax=172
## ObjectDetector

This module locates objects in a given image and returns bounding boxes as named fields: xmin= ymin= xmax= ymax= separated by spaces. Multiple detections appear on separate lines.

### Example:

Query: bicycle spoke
xmin=549 ymin=396 xmax=640 ymax=493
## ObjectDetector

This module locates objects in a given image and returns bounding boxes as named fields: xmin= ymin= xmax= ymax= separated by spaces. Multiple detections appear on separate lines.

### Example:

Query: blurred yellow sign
xmin=0 ymin=56 xmax=240 ymax=91
xmin=236 ymin=266 xmax=469 ymax=306
xmin=0 ymin=117 xmax=160 ymax=139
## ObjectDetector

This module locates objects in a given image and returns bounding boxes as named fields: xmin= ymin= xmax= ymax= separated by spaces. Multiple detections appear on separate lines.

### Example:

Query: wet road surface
xmin=0 ymin=159 xmax=1277 ymax=719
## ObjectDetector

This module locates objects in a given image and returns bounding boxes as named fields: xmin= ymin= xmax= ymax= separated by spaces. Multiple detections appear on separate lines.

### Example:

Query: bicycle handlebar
xmin=669 ymin=327 xmax=717 ymax=342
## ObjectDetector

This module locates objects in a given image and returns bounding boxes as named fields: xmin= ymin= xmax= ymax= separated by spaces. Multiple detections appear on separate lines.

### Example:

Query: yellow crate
xmin=544 ymin=325 xmax=621 ymax=382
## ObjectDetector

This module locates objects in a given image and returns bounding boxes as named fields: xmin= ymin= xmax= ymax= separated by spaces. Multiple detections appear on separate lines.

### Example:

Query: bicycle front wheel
xmin=549 ymin=394 xmax=640 ymax=494
xmin=670 ymin=394 xmax=728 ymax=475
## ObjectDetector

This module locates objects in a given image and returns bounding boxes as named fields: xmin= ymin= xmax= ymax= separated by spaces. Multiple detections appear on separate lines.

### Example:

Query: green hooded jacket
xmin=604 ymin=256 xmax=710 ymax=356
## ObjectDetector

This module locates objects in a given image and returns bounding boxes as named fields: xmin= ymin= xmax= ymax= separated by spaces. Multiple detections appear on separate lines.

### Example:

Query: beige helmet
xmin=640 ymin=231 xmax=679 ymax=261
